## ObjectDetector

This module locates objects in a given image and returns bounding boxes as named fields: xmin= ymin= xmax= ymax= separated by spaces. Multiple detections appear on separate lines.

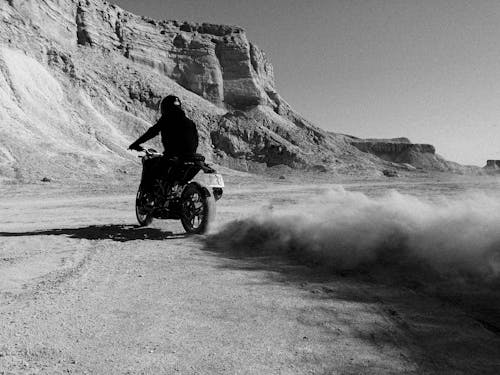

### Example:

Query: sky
xmin=111 ymin=0 xmax=500 ymax=166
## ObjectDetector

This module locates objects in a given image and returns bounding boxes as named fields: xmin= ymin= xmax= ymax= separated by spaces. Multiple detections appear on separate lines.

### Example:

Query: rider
xmin=128 ymin=95 xmax=199 ymax=188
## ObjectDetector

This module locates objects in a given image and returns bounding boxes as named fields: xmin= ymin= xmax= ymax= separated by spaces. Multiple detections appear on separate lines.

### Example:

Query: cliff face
xmin=351 ymin=141 xmax=436 ymax=157
xmin=75 ymin=1 xmax=276 ymax=109
xmin=350 ymin=140 xmax=435 ymax=166
xmin=485 ymin=160 xmax=500 ymax=170
xmin=348 ymin=138 xmax=461 ymax=171
xmin=0 ymin=0 xmax=467 ymax=181
xmin=2 ymin=0 xmax=275 ymax=109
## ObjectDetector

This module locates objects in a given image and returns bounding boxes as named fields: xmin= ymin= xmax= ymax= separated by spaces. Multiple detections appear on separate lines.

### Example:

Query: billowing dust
xmin=210 ymin=186 xmax=500 ymax=283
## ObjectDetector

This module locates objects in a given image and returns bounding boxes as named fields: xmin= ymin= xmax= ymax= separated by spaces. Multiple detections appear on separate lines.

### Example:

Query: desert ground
xmin=1 ymin=173 xmax=500 ymax=374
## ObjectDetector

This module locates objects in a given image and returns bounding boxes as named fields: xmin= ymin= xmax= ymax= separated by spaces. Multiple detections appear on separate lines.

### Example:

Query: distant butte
xmin=485 ymin=160 xmax=500 ymax=169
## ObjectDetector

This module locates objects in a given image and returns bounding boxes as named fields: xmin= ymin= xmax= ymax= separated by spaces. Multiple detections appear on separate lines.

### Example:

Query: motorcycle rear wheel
xmin=180 ymin=183 xmax=215 ymax=234
xmin=135 ymin=187 xmax=154 ymax=227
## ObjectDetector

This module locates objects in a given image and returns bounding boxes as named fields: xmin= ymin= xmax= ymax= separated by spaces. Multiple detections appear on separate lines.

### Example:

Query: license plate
xmin=205 ymin=173 xmax=224 ymax=188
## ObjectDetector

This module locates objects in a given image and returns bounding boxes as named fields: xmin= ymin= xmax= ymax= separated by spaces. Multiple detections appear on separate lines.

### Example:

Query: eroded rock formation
xmin=485 ymin=160 xmax=500 ymax=169
xmin=348 ymin=137 xmax=457 ymax=170
xmin=44 ymin=0 xmax=276 ymax=110
xmin=0 ymin=0 xmax=468 ymax=181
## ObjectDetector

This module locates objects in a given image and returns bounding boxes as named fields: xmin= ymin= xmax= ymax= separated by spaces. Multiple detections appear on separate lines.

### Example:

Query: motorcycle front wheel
xmin=135 ymin=187 xmax=154 ymax=227
xmin=180 ymin=183 xmax=215 ymax=234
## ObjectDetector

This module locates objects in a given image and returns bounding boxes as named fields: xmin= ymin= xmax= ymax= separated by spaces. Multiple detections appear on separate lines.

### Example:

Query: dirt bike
xmin=134 ymin=148 xmax=223 ymax=234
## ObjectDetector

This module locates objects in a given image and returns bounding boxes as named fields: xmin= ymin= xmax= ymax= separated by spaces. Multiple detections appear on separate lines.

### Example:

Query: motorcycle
xmin=134 ymin=148 xmax=224 ymax=234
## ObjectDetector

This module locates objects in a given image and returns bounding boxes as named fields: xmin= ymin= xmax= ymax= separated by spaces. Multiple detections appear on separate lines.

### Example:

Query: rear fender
xmin=200 ymin=162 xmax=216 ymax=174
xmin=184 ymin=181 xmax=212 ymax=198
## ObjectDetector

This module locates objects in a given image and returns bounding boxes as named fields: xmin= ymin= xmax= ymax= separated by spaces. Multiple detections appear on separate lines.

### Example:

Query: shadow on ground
xmin=0 ymin=224 xmax=184 ymax=242
xmin=201 ymin=234 xmax=500 ymax=375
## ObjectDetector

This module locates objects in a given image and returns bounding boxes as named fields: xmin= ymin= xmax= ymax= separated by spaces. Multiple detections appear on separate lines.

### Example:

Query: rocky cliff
xmin=347 ymin=137 xmax=467 ymax=171
xmin=484 ymin=160 xmax=500 ymax=172
xmin=0 ymin=0 xmax=466 ymax=182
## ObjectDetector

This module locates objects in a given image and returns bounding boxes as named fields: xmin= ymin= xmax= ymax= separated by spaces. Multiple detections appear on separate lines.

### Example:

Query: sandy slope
xmin=0 ymin=179 xmax=500 ymax=374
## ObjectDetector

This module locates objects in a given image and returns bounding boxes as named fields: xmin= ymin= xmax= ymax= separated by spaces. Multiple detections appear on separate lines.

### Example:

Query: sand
xmin=1 ymin=176 xmax=500 ymax=374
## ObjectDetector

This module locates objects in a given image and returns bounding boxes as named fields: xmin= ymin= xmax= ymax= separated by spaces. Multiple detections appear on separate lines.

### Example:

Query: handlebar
xmin=130 ymin=147 xmax=161 ymax=157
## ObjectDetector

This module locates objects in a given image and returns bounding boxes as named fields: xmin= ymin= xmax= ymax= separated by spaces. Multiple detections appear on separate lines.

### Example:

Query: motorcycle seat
xmin=164 ymin=154 xmax=205 ymax=163
xmin=184 ymin=154 xmax=205 ymax=162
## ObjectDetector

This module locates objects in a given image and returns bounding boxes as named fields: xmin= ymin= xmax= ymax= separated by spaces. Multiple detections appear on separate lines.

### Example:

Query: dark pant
xmin=141 ymin=156 xmax=177 ymax=190
xmin=141 ymin=154 xmax=201 ymax=191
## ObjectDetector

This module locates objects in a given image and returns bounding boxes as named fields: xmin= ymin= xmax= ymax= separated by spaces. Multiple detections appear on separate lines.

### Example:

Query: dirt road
xmin=1 ymin=180 xmax=499 ymax=374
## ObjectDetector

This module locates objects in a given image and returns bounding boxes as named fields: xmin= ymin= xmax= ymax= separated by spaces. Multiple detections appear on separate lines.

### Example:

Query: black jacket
xmin=132 ymin=109 xmax=199 ymax=157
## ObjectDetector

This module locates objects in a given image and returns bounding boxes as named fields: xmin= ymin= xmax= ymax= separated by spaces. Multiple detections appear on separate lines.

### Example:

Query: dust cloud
xmin=211 ymin=186 xmax=500 ymax=283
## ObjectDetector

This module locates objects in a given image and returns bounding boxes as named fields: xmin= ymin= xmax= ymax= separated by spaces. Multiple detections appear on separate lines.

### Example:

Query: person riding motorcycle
xmin=128 ymin=95 xmax=199 ymax=189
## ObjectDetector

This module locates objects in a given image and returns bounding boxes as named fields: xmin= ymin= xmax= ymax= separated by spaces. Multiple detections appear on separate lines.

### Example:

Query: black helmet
xmin=160 ymin=95 xmax=182 ymax=114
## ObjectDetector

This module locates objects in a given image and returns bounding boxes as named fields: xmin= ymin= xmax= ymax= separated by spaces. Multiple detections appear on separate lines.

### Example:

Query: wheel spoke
xmin=180 ymin=185 xmax=214 ymax=234
xmin=182 ymin=192 xmax=205 ymax=230
xmin=136 ymin=189 xmax=154 ymax=226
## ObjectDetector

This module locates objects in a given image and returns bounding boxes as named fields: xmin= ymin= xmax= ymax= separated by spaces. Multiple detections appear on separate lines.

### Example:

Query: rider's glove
xmin=128 ymin=143 xmax=143 ymax=151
